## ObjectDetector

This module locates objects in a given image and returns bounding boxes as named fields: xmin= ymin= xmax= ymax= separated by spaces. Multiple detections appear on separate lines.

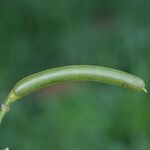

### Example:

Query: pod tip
xmin=143 ymin=88 xmax=147 ymax=93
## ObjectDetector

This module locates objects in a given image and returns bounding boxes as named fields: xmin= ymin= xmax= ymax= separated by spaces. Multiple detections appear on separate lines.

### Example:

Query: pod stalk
xmin=0 ymin=90 xmax=19 ymax=124
xmin=0 ymin=103 xmax=10 ymax=124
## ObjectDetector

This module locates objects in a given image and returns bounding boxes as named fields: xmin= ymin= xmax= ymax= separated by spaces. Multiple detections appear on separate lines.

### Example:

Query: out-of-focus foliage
xmin=0 ymin=0 xmax=149 ymax=149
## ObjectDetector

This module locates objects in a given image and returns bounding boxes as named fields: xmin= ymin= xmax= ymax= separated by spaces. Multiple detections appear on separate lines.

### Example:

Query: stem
xmin=0 ymin=90 xmax=19 ymax=124
xmin=0 ymin=102 xmax=9 ymax=124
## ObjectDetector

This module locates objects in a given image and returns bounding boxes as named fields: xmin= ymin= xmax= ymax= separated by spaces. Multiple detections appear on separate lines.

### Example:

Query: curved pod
xmin=0 ymin=65 xmax=147 ymax=123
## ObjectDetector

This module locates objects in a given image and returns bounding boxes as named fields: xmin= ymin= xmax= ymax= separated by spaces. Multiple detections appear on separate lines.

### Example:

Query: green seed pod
xmin=0 ymin=65 xmax=147 ymax=123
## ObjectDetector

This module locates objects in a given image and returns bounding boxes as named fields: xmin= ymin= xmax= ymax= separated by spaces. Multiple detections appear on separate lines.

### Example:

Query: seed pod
xmin=0 ymin=65 xmax=147 ymax=123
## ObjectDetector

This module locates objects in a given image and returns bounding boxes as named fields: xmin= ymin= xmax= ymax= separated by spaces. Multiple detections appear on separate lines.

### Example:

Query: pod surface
xmin=12 ymin=65 xmax=145 ymax=98
xmin=0 ymin=65 xmax=146 ymax=124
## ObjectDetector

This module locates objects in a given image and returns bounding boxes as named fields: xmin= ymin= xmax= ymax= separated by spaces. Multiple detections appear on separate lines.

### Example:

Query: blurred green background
xmin=0 ymin=0 xmax=149 ymax=149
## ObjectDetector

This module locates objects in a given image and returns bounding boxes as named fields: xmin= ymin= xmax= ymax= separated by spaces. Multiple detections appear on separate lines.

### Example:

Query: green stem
xmin=0 ymin=91 xmax=19 ymax=124
xmin=0 ymin=102 xmax=9 ymax=124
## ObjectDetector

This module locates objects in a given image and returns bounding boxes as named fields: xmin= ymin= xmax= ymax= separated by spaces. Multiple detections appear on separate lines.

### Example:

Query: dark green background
xmin=0 ymin=0 xmax=149 ymax=149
